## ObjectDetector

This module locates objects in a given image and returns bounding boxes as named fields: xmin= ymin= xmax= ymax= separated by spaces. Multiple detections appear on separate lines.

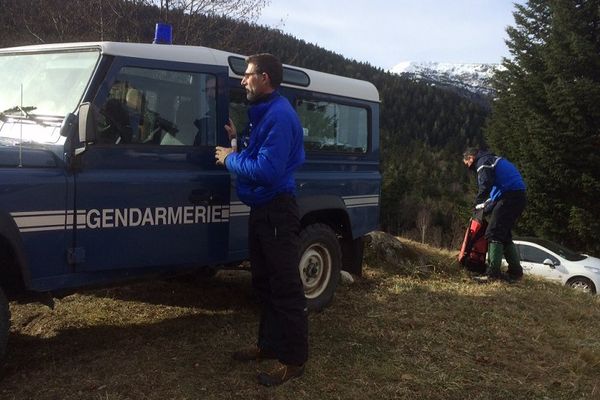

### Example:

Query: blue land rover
xmin=0 ymin=40 xmax=381 ymax=361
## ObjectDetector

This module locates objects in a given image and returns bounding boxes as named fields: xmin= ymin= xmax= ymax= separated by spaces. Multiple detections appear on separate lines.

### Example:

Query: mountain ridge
xmin=389 ymin=61 xmax=502 ymax=99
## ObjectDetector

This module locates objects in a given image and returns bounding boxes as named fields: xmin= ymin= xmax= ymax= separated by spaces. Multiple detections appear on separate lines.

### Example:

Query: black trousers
xmin=248 ymin=194 xmax=308 ymax=366
xmin=485 ymin=190 xmax=527 ymax=244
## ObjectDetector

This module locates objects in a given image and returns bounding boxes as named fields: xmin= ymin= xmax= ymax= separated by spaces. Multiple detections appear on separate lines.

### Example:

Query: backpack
xmin=458 ymin=212 xmax=488 ymax=273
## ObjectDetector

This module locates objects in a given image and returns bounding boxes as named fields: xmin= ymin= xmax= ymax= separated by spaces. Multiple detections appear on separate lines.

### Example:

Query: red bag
xmin=458 ymin=215 xmax=488 ymax=273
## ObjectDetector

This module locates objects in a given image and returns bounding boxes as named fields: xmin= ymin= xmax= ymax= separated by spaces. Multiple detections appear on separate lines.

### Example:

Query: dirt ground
xmin=1 ymin=239 xmax=600 ymax=399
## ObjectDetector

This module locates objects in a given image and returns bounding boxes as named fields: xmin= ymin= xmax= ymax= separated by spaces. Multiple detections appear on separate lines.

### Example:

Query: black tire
xmin=0 ymin=286 xmax=9 ymax=363
xmin=298 ymin=224 xmax=341 ymax=312
xmin=567 ymin=276 xmax=596 ymax=294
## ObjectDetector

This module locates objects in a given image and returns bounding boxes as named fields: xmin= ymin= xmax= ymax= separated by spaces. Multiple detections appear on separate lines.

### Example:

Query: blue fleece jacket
xmin=474 ymin=150 xmax=526 ymax=204
xmin=225 ymin=91 xmax=305 ymax=207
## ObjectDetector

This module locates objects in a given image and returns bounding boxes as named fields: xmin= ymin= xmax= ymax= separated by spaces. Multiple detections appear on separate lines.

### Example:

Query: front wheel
xmin=298 ymin=224 xmax=342 ymax=312
xmin=567 ymin=277 xmax=596 ymax=294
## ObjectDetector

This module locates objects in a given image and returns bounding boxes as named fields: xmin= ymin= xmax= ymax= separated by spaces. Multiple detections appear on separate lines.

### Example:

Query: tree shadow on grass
xmin=2 ymin=294 xmax=263 ymax=399
xmin=81 ymin=269 xmax=256 ymax=311
xmin=1 ymin=275 xmax=598 ymax=400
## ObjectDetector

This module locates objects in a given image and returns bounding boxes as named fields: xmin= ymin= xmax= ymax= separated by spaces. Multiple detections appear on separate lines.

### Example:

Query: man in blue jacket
xmin=463 ymin=147 xmax=527 ymax=282
xmin=215 ymin=53 xmax=307 ymax=386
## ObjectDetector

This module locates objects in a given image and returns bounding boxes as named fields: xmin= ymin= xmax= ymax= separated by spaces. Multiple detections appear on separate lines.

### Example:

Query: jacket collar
xmin=248 ymin=91 xmax=280 ymax=125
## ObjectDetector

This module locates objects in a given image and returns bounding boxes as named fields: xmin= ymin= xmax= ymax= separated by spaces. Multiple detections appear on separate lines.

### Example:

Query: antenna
xmin=19 ymin=83 xmax=23 ymax=168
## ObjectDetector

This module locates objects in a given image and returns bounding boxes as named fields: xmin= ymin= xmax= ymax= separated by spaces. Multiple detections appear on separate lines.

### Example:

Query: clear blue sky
xmin=257 ymin=0 xmax=525 ymax=69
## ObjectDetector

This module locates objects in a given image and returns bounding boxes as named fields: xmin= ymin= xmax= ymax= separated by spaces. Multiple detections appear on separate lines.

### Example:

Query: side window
xmin=97 ymin=67 xmax=217 ymax=146
xmin=229 ymin=88 xmax=248 ymax=139
xmin=520 ymin=245 xmax=559 ymax=264
xmin=295 ymin=99 xmax=368 ymax=153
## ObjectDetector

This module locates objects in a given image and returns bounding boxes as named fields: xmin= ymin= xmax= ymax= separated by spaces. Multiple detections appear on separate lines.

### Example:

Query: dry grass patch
xmin=1 ymin=234 xmax=599 ymax=399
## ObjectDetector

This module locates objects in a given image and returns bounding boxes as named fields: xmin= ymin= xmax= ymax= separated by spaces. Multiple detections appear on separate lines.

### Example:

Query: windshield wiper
xmin=1 ymin=105 xmax=48 ymax=127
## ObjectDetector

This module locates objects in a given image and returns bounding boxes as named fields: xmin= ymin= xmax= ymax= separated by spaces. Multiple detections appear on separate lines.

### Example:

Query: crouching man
xmin=462 ymin=147 xmax=527 ymax=282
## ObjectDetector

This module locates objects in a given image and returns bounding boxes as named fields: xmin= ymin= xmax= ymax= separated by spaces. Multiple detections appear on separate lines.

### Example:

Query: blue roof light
xmin=153 ymin=23 xmax=173 ymax=45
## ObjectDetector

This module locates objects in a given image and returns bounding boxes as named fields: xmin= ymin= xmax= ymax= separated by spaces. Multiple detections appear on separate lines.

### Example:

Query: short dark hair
xmin=246 ymin=53 xmax=283 ymax=88
xmin=463 ymin=147 xmax=479 ymax=160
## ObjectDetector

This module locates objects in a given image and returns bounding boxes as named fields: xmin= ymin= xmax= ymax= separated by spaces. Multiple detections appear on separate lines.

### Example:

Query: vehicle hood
xmin=0 ymin=144 xmax=60 ymax=168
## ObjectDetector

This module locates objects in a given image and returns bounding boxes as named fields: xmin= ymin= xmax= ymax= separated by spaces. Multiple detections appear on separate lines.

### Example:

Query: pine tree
xmin=486 ymin=0 xmax=600 ymax=253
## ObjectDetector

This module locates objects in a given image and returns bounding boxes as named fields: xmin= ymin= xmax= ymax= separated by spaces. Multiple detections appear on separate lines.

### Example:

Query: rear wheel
xmin=298 ymin=224 xmax=341 ymax=312
xmin=567 ymin=277 xmax=596 ymax=294
xmin=0 ymin=286 xmax=9 ymax=362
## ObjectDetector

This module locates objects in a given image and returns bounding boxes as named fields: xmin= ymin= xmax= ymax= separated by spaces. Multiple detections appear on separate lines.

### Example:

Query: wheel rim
xmin=570 ymin=280 xmax=593 ymax=294
xmin=299 ymin=242 xmax=332 ymax=299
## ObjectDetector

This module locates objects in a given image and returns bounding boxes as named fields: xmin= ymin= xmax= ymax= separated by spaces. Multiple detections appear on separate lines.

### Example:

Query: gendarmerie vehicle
xmin=0 ymin=28 xmax=381 ymax=361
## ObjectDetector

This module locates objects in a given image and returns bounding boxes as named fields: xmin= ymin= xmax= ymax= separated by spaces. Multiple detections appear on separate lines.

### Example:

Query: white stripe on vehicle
xmin=11 ymin=205 xmax=231 ymax=232
xmin=342 ymin=195 xmax=379 ymax=207
xmin=229 ymin=202 xmax=250 ymax=217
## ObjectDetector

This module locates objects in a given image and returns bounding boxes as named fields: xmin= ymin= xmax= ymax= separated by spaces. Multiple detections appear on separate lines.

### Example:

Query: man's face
xmin=463 ymin=155 xmax=475 ymax=169
xmin=242 ymin=63 xmax=269 ymax=102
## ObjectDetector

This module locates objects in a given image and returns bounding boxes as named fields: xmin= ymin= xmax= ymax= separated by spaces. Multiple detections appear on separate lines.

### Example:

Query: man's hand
xmin=225 ymin=118 xmax=237 ymax=140
xmin=224 ymin=118 xmax=238 ymax=151
xmin=215 ymin=146 xmax=234 ymax=166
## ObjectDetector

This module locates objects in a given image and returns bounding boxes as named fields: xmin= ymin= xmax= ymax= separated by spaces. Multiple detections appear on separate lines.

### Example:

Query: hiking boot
xmin=504 ymin=241 xmax=524 ymax=278
xmin=257 ymin=361 xmax=305 ymax=387
xmin=232 ymin=346 xmax=277 ymax=362
xmin=505 ymin=272 xmax=523 ymax=283
xmin=486 ymin=241 xmax=504 ymax=277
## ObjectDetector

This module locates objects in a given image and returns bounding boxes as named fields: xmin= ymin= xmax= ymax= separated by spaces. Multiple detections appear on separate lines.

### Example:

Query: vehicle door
xmin=517 ymin=244 xmax=564 ymax=283
xmin=73 ymin=58 xmax=230 ymax=272
xmin=225 ymin=85 xmax=251 ymax=260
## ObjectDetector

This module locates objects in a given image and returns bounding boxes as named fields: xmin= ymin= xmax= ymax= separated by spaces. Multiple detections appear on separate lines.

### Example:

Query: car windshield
xmin=0 ymin=49 xmax=99 ymax=119
xmin=530 ymin=238 xmax=586 ymax=261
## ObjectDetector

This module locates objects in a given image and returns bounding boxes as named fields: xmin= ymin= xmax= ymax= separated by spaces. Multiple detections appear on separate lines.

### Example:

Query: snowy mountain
xmin=389 ymin=61 xmax=503 ymax=98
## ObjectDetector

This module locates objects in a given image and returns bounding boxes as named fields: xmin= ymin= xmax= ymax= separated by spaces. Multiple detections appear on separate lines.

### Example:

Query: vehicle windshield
xmin=531 ymin=238 xmax=586 ymax=261
xmin=0 ymin=49 xmax=100 ymax=119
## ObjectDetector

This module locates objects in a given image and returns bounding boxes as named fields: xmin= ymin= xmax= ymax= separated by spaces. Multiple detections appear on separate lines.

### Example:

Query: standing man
xmin=215 ymin=53 xmax=307 ymax=386
xmin=463 ymin=147 xmax=527 ymax=282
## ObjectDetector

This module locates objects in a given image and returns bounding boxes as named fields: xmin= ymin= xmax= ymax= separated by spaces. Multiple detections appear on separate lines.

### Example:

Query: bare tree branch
xmin=147 ymin=0 xmax=268 ymax=23
xmin=24 ymin=23 xmax=45 ymax=44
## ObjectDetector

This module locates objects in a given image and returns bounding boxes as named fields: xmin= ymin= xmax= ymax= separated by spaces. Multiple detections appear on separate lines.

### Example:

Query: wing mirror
xmin=543 ymin=258 xmax=558 ymax=268
xmin=75 ymin=102 xmax=97 ymax=156
xmin=78 ymin=102 xmax=97 ymax=144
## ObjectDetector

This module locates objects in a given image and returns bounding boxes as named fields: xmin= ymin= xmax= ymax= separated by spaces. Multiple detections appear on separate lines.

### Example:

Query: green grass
xmin=2 ymin=235 xmax=600 ymax=399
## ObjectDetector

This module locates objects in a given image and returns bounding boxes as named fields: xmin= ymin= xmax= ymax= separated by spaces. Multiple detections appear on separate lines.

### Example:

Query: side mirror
xmin=78 ymin=102 xmax=97 ymax=144
xmin=74 ymin=102 xmax=97 ymax=156
xmin=543 ymin=258 xmax=558 ymax=268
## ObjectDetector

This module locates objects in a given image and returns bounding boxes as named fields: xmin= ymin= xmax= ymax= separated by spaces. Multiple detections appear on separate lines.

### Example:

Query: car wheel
xmin=567 ymin=277 xmax=596 ymax=294
xmin=0 ymin=286 xmax=9 ymax=362
xmin=298 ymin=224 xmax=341 ymax=312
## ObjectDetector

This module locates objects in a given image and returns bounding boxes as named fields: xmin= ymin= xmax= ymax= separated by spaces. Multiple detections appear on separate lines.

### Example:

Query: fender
xmin=297 ymin=194 xmax=353 ymax=239
xmin=297 ymin=195 xmax=347 ymax=219
xmin=0 ymin=211 xmax=31 ymax=287
xmin=297 ymin=195 xmax=364 ymax=274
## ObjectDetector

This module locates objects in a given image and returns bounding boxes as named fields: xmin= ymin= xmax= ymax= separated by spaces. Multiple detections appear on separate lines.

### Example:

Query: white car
xmin=510 ymin=237 xmax=600 ymax=294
